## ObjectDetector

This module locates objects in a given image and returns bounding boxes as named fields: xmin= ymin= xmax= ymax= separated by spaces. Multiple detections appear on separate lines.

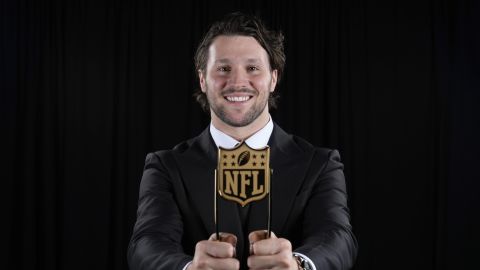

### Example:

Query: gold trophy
xmin=214 ymin=141 xmax=272 ymax=240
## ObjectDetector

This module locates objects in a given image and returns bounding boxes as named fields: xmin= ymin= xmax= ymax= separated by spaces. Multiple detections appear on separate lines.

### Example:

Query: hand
xmin=247 ymin=230 xmax=298 ymax=270
xmin=187 ymin=232 xmax=240 ymax=270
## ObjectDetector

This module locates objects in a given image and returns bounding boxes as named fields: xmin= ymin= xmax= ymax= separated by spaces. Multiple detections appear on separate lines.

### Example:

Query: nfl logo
xmin=217 ymin=142 xmax=270 ymax=207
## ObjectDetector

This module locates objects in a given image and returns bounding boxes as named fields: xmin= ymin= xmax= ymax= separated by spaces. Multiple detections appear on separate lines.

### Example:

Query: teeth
xmin=226 ymin=96 xmax=250 ymax=102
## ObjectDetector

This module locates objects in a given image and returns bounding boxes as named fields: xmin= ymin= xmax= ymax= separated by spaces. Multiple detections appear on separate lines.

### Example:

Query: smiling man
xmin=200 ymin=34 xmax=276 ymax=140
xmin=128 ymin=13 xmax=357 ymax=270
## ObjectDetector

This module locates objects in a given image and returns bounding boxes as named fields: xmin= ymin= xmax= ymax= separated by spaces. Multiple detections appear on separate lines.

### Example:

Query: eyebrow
xmin=246 ymin=58 xmax=262 ymax=64
xmin=214 ymin=58 xmax=229 ymax=63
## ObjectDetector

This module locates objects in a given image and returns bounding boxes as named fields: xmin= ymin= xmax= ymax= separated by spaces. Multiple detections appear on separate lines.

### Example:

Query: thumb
xmin=209 ymin=232 xmax=238 ymax=247
xmin=248 ymin=230 xmax=277 ymax=244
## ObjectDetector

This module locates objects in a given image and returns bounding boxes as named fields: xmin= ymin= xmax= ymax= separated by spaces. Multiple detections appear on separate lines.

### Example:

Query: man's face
xmin=199 ymin=35 xmax=277 ymax=127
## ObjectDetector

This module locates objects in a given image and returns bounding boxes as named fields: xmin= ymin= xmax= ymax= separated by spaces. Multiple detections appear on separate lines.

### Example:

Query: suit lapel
xmin=174 ymin=128 xmax=243 ymax=241
xmin=247 ymin=125 xmax=314 ymax=234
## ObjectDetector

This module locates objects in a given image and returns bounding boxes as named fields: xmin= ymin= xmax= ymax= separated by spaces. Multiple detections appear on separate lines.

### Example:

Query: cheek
xmin=207 ymin=75 xmax=227 ymax=90
xmin=252 ymin=79 xmax=271 ymax=93
xmin=251 ymin=73 xmax=273 ymax=87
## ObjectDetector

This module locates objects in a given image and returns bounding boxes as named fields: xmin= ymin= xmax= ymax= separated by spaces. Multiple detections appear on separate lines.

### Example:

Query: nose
xmin=228 ymin=68 xmax=250 ymax=89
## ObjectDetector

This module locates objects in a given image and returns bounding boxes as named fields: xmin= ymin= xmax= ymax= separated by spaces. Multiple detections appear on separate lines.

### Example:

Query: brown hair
xmin=193 ymin=12 xmax=286 ymax=112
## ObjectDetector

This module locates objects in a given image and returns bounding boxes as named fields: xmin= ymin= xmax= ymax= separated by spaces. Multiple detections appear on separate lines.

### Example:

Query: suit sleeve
xmin=294 ymin=149 xmax=358 ymax=270
xmin=127 ymin=152 xmax=192 ymax=270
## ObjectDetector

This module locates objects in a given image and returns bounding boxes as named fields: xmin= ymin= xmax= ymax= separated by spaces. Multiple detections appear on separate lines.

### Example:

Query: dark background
xmin=1 ymin=0 xmax=479 ymax=269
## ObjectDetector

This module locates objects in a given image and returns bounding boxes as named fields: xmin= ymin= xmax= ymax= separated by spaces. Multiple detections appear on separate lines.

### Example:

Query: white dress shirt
xmin=209 ymin=117 xmax=274 ymax=149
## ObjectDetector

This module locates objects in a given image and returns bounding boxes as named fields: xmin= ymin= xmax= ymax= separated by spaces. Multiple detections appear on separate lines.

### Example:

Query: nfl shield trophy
xmin=214 ymin=141 xmax=272 ymax=240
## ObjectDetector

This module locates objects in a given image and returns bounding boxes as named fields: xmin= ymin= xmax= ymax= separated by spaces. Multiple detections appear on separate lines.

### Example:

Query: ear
xmin=270 ymin=69 xmax=278 ymax=92
xmin=198 ymin=69 xmax=207 ymax=93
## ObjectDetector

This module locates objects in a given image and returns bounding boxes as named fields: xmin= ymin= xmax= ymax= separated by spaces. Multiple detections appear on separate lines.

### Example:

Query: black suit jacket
xmin=128 ymin=124 xmax=357 ymax=269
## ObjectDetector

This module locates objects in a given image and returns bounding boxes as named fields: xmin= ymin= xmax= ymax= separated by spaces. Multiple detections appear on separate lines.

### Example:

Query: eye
xmin=247 ymin=66 xmax=260 ymax=72
xmin=217 ymin=66 xmax=231 ymax=72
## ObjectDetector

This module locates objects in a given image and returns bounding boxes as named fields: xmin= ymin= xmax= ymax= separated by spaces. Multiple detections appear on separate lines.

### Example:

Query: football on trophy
xmin=237 ymin=151 xmax=250 ymax=166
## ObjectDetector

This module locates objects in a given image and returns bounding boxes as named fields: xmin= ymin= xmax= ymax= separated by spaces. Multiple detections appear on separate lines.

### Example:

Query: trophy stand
xmin=214 ymin=142 xmax=272 ymax=240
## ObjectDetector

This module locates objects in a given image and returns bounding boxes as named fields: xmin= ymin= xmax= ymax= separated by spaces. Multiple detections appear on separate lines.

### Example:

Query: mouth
xmin=224 ymin=95 xmax=253 ymax=103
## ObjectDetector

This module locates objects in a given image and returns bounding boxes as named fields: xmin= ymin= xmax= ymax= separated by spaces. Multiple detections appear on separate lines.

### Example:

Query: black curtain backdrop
xmin=1 ymin=0 xmax=479 ymax=269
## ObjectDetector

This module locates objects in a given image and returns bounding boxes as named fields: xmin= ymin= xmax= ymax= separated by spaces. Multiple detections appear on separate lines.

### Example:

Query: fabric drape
xmin=1 ymin=0 xmax=478 ymax=269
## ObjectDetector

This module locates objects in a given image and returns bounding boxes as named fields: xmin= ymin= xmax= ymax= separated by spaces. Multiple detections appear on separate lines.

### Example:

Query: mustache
xmin=221 ymin=87 xmax=257 ymax=95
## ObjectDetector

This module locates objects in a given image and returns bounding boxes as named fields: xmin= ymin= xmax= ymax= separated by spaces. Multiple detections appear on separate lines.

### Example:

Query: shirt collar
xmin=209 ymin=116 xmax=274 ymax=149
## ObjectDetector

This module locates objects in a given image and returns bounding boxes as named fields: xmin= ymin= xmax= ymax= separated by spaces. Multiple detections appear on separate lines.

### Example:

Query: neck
xmin=211 ymin=109 xmax=270 ymax=141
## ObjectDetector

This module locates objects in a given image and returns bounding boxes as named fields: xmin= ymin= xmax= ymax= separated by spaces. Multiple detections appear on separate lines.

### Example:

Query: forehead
xmin=207 ymin=35 xmax=270 ymax=65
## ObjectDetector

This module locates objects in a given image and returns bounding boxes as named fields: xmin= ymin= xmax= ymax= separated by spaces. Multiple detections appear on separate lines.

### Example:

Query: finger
xmin=248 ymin=250 xmax=295 ymax=269
xmin=212 ymin=258 xmax=240 ymax=270
xmin=195 ymin=240 xmax=236 ymax=258
xmin=249 ymin=230 xmax=277 ymax=255
xmin=209 ymin=232 xmax=238 ymax=248
xmin=251 ymin=237 xmax=291 ymax=256
xmin=209 ymin=232 xmax=237 ymax=257
xmin=192 ymin=256 xmax=240 ymax=270
xmin=248 ymin=230 xmax=277 ymax=244
xmin=207 ymin=257 xmax=240 ymax=270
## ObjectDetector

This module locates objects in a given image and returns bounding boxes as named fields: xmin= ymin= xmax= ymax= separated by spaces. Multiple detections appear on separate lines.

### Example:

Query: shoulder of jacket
xmin=290 ymin=135 xmax=334 ymax=156
xmin=146 ymin=136 xmax=198 ymax=161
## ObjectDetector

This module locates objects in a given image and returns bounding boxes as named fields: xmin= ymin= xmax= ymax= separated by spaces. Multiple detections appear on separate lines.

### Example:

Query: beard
xmin=205 ymin=84 xmax=269 ymax=127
